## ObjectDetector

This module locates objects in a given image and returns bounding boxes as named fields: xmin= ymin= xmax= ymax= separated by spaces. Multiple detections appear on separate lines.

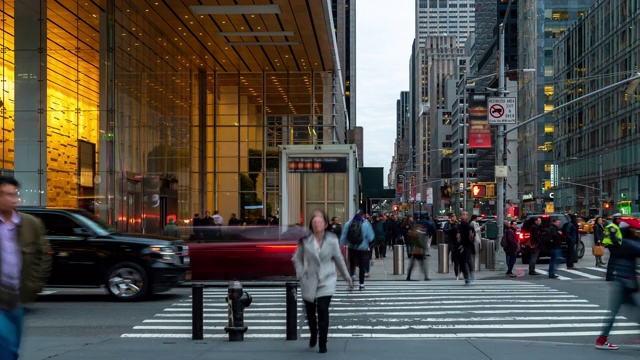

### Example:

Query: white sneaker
xmin=359 ymin=284 xmax=365 ymax=291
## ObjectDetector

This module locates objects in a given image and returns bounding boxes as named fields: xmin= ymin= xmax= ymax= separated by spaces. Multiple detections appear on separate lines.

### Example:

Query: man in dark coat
xmin=443 ymin=213 xmax=461 ymax=279
xmin=457 ymin=211 xmax=475 ymax=283
xmin=548 ymin=218 xmax=564 ymax=279
xmin=503 ymin=220 xmax=519 ymax=277
xmin=528 ymin=217 xmax=542 ymax=275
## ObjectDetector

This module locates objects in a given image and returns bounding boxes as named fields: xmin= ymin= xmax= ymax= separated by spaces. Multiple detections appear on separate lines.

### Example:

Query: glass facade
xmin=517 ymin=0 xmax=597 ymax=215
xmin=553 ymin=0 xmax=640 ymax=216
xmin=0 ymin=1 xmax=346 ymax=232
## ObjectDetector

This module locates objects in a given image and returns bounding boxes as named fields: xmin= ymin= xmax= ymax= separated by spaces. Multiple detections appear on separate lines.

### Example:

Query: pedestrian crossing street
xmin=121 ymin=280 xmax=640 ymax=339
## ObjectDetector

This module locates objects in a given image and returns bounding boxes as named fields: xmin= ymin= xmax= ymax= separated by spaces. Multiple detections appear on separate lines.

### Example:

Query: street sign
xmin=487 ymin=97 xmax=516 ymax=124
xmin=426 ymin=187 xmax=434 ymax=205
xmin=416 ymin=193 xmax=421 ymax=202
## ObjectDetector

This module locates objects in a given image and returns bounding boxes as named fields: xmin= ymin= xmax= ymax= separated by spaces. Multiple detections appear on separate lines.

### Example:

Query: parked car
xmin=19 ymin=207 xmax=190 ymax=301
xmin=518 ymin=213 xmax=585 ymax=264
xmin=188 ymin=225 xmax=305 ymax=280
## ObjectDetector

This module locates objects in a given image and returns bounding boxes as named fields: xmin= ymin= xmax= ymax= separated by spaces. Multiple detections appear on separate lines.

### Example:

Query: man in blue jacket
xmin=340 ymin=210 xmax=374 ymax=290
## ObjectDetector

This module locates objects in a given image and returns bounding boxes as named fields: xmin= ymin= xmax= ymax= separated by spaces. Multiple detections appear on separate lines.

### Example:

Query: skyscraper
xmin=332 ymin=0 xmax=356 ymax=129
xmin=416 ymin=0 xmax=476 ymax=48
xmin=518 ymin=0 xmax=598 ymax=215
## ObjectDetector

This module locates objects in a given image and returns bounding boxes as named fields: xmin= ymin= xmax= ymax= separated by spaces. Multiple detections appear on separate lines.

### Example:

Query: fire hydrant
xmin=224 ymin=281 xmax=252 ymax=341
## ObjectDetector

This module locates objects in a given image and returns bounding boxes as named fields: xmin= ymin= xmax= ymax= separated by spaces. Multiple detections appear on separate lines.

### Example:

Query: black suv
xmin=518 ymin=213 xmax=585 ymax=264
xmin=19 ymin=208 xmax=189 ymax=301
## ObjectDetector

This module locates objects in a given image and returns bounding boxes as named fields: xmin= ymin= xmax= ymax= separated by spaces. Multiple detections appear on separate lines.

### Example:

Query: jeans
xmin=406 ymin=254 xmax=429 ymax=280
xmin=548 ymin=249 xmax=562 ymax=277
xmin=304 ymin=296 xmax=332 ymax=349
xmin=348 ymin=249 xmax=368 ymax=285
xmin=505 ymin=252 xmax=517 ymax=274
xmin=528 ymin=247 xmax=540 ymax=274
xmin=606 ymin=249 xmax=615 ymax=281
xmin=0 ymin=305 xmax=23 ymax=360
xmin=601 ymin=281 xmax=639 ymax=337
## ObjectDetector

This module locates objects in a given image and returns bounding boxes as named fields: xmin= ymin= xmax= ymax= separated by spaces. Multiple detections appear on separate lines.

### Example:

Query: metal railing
xmin=190 ymin=281 xmax=301 ymax=341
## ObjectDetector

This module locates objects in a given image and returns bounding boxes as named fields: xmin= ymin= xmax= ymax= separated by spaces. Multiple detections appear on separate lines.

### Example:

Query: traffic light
xmin=393 ymin=205 xmax=400 ymax=212
xmin=471 ymin=184 xmax=487 ymax=198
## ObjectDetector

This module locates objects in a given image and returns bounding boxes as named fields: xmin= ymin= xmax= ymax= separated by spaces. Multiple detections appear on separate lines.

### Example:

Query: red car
xmin=188 ymin=226 xmax=306 ymax=280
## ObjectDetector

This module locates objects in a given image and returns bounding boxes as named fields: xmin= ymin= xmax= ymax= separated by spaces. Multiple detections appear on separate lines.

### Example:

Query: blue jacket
xmin=340 ymin=216 xmax=374 ymax=251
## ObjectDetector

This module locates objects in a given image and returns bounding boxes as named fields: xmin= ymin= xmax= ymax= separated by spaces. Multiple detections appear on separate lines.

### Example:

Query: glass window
xmin=305 ymin=174 xmax=325 ymax=201
xmin=28 ymin=212 xmax=81 ymax=237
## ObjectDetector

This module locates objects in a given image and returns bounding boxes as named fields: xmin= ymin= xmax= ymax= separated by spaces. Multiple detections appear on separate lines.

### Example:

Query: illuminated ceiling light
xmin=190 ymin=5 xmax=281 ymax=15
xmin=228 ymin=42 xmax=299 ymax=46
xmin=217 ymin=31 xmax=294 ymax=37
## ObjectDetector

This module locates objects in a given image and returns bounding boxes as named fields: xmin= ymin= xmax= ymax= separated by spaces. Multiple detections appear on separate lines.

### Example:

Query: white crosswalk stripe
xmin=121 ymin=280 xmax=640 ymax=339
xmin=517 ymin=266 xmax=609 ymax=280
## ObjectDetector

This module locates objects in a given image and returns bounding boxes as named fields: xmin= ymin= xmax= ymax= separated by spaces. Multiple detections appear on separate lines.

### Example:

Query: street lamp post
xmin=569 ymin=154 xmax=604 ymax=217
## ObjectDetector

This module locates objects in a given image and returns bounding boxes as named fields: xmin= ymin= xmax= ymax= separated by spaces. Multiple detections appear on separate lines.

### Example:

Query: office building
xmin=553 ymin=0 xmax=640 ymax=216
xmin=416 ymin=0 xmax=476 ymax=48
xmin=0 ymin=1 xmax=350 ymax=231
xmin=518 ymin=0 xmax=598 ymax=215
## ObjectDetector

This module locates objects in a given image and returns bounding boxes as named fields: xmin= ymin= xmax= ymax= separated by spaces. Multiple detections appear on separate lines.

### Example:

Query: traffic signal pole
xmin=495 ymin=22 xmax=507 ymax=272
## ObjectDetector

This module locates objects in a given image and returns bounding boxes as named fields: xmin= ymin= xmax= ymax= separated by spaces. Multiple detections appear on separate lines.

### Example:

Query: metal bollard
xmin=436 ymin=230 xmax=445 ymax=245
xmin=480 ymin=239 xmax=489 ymax=265
xmin=192 ymin=283 xmax=204 ymax=340
xmin=285 ymin=282 xmax=298 ymax=340
xmin=225 ymin=281 xmax=252 ymax=341
xmin=438 ymin=243 xmax=449 ymax=273
xmin=485 ymin=240 xmax=496 ymax=270
xmin=393 ymin=245 xmax=405 ymax=275
xmin=473 ymin=242 xmax=481 ymax=271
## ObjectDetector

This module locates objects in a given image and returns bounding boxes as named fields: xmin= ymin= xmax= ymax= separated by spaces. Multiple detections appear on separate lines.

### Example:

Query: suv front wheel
xmin=106 ymin=262 xmax=150 ymax=301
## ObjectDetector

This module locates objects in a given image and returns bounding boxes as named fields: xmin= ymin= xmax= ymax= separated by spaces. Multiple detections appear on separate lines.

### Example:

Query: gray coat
xmin=292 ymin=232 xmax=351 ymax=302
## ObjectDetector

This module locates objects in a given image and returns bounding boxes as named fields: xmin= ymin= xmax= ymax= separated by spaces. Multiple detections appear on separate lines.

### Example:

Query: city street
xmin=21 ymin=256 xmax=640 ymax=360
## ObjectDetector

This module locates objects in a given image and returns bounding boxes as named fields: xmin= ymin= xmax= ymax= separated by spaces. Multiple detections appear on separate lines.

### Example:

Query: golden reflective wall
xmin=1 ymin=0 xmax=338 ymax=230
xmin=0 ymin=2 xmax=15 ymax=171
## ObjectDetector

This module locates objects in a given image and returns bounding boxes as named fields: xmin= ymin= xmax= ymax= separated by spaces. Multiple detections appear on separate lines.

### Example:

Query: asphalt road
xmin=23 ymin=277 xmax=640 ymax=345
xmin=23 ymin=288 xmax=187 ymax=338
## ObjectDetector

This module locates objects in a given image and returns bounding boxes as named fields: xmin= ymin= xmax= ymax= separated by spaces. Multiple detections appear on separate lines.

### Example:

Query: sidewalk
xmin=366 ymin=244 xmax=502 ymax=281
xmin=21 ymin=336 xmax=640 ymax=360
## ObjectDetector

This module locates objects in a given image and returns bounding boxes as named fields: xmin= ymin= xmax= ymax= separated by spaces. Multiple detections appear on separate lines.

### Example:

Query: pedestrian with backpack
xmin=340 ymin=209 xmax=374 ymax=290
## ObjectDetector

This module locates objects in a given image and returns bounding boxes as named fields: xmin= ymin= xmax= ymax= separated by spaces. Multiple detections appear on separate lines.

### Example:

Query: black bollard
xmin=285 ymin=282 xmax=298 ymax=340
xmin=192 ymin=283 xmax=204 ymax=340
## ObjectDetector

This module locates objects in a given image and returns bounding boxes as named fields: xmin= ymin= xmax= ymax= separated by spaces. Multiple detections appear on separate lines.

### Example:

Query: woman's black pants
xmin=304 ymin=296 xmax=332 ymax=347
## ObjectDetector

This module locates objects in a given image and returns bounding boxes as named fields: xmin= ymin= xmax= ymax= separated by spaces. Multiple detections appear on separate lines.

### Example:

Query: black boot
xmin=319 ymin=343 xmax=327 ymax=353
xmin=309 ymin=332 xmax=317 ymax=348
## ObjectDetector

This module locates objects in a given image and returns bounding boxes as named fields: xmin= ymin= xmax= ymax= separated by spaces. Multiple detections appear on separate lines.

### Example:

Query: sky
xmin=356 ymin=0 xmax=414 ymax=182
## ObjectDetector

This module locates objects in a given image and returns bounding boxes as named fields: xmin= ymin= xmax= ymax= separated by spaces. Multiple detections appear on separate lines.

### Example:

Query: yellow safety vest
xmin=602 ymin=223 xmax=622 ymax=247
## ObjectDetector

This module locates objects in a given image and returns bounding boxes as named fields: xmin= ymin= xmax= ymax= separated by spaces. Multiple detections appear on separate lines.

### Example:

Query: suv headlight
xmin=149 ymin=245 xmax=177 ymax=263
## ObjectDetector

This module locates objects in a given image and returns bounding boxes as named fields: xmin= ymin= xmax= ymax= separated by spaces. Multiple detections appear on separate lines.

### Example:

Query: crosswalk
xmin=510 ymin=266 xmax=611 ymax=280
xmin=121 ymin=280 xmax=640 ymax=339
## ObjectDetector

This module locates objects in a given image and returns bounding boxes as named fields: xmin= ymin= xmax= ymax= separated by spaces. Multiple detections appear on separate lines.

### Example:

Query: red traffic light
xmin=472 ymin=185 xmax=487 ymax=198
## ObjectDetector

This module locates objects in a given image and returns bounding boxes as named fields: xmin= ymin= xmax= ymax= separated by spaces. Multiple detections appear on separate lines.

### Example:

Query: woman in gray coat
xmin=292 ymin=210 xmax=353 ymax=353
